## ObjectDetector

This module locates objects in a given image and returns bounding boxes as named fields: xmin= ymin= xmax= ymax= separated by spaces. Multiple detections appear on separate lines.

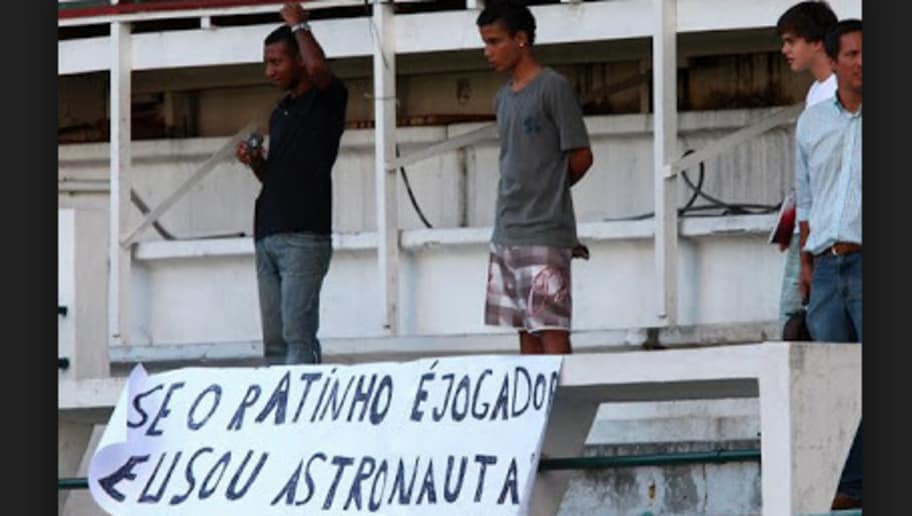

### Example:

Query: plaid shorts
xmin=484 ymin=243 xmax=572 ymax=332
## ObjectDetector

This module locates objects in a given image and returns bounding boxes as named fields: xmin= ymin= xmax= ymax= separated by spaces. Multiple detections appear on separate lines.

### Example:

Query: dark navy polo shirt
xmin=254 ymin=76 xmax=348 ymax=240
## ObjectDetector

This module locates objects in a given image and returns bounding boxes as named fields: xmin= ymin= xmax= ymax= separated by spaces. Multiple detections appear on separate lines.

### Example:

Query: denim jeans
xmin=807 ymin=251 xmax=862 ymax=500
xmin=255 ymin=232 xmax=332 ymax=365
xmin=779 ymin=236 xmax=804 ymax=327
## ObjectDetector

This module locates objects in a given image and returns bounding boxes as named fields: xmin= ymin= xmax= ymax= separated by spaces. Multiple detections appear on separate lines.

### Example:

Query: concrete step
xmin=588 ymin=398 xmax=760 ymax=445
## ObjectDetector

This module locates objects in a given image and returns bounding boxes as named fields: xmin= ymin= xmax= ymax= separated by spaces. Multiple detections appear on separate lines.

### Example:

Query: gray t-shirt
xmin=491 ymin=67 xmax=590 ymax=248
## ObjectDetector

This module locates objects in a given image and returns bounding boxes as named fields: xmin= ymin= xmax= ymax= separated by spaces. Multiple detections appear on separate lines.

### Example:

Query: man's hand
xmin=797 ymin=221 xmax=812 ymax=304
xmin=280 ymin=3 xmax=309 ymax=27
xmin=571 ymin=244 xmax=590 ymax=260
xmin=235 ymin=141 xmax=263 ymax=166
xmin=236 ymin=141 xmax=266 ymax=183
xmin=568 ymin=147 xmax=594 ymax=186
xmin=799 ymin=256 xmax=813 ymax=305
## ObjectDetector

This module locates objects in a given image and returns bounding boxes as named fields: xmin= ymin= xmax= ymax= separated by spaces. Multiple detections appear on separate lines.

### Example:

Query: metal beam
xmin=653 ymin=0 xmax=678 ymax=325
xmin=109 ymin=20 xmax=132 ymax=346
xmin=119 ymin=122 xmax=255 ymax=248
xmin=58 ymin=1 xmax=863 ymax=75
xmin=671 ymin=103 xmax=802 ymax=175
xmin=386 ymin=124 xmax=497 ymax=170
xmin=373 ymin=0 xmax=399 ymax=335
xmin=59 ymin=0 xmax=426 ymax=27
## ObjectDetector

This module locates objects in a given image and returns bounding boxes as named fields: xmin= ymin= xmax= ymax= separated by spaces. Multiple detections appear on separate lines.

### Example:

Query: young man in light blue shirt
xmin=775 ymin=1 xmax=838 ymax=331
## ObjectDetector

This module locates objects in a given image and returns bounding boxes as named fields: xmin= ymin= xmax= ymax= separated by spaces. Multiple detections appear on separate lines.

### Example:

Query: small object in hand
xmin=571 ymin=243 xmax=590 ymax=260
xmin=246 ymin=132 xmax=263 ymax=154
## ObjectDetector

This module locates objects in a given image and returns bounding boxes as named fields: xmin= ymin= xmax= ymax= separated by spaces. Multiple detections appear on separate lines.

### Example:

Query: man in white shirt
xmin=775 ymin=1 xmax=837 ymax=333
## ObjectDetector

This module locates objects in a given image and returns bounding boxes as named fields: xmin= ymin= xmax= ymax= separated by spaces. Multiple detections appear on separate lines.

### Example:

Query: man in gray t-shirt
xmin=492 ymin=67 xmax=591 ymax=248
xmin=477 ymin=1 xmax=594 ymax=355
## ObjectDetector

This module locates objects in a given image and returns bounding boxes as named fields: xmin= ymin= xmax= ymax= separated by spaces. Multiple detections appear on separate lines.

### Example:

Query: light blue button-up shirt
xmin=795 ymin=93 xmax=862 ymax=255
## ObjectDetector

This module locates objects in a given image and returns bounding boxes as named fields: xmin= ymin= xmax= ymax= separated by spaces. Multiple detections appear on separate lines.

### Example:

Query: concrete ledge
xmin=132 ymin=215 xmax=777 ymax=261
xmin=107 ymin=321 xmax=780 ymax=365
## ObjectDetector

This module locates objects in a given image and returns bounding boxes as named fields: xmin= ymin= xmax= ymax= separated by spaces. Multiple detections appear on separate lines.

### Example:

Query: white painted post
xmin=109 ymin=20 xmax=132 ymax=347
xmin=373 ymin=0 xmax=399 ymax=335
xmin=652 ymin=0 xmax=678 ymax=325
xmin=758 ymin=343 xmax=862 ymax=515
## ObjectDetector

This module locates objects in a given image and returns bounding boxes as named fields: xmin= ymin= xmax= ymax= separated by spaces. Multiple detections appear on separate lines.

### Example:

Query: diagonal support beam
xmin=385 ymin=123 xmax=497 ymax=170
xmin=669 ymin=103 xmax=803 ymax=177
xmin=119 ymin=122 xmax=255 ymax=248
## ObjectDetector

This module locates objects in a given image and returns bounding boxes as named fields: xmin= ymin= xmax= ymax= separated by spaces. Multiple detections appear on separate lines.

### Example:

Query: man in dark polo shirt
xmin=235 ymin=3 xmax=348 ymax=365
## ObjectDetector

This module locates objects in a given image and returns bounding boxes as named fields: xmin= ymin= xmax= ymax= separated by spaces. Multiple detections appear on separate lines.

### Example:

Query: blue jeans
xmin=255 ymin=232 xmax=332 ymax=365
xmin=779 ymin=236 xmax=804 ymax=326
xmin=807 ymin=252 xmax=862 ymax=500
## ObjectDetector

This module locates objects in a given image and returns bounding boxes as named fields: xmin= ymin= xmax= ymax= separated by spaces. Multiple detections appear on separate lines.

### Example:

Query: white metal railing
xmin=59 ymin=0 xmax=826 ymax=348
xmin=58 ymin=0 xmax=455 ymax=28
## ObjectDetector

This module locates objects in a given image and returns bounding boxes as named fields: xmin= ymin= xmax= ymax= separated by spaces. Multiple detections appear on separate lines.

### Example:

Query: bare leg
xmin=519 ymin=330 xmax=544 ymax=354
xmin=540 ymin=330 xmax=572 ymax=354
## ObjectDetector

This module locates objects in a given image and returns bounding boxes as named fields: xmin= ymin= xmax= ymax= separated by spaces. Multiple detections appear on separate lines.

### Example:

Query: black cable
xmin=130 ymin=189 xmax=246 ymax=241
xmin=360 ymin=0 xmax=432 ymax=228
xmin=130 ymin=189 xmax=177 ymax=240
xmin=395 ymin=144 xmax=434 ymax=229
xmin=679 ymin=149 xmax=704 ymax=213
xmin=603 ymin=149 xmax=780 ymax=222
xmin=679 ymin=149 xmax=780 ymax=215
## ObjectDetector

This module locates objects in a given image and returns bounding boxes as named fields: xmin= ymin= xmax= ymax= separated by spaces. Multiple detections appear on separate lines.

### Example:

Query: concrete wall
xmin=59 ymin=108 xmax=797 ymax=235
xmin=559 ymin=442 xmax=762 ymax=516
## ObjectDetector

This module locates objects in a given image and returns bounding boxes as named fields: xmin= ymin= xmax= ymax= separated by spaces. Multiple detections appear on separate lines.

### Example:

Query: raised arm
xmin=281 ymin=3 xmax=333 ymax=90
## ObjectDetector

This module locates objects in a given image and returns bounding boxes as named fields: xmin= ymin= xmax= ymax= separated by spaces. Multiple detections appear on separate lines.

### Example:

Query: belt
xmin=818 ymin=242 xmax=862 ymax=256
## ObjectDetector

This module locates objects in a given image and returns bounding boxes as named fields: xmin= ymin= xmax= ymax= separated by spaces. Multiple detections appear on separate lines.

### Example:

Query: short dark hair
xmin=264 ymin=25 xmax=299 ymax=55
xmin=824 ymin=19 xmax=862 ymax=60
xmin=776 ymin=1 xmax=837 ymax=42
xmin=476 ymin=0 xmax=537 ymax=45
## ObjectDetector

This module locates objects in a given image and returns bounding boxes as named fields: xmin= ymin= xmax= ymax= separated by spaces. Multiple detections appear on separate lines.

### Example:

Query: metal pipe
xmin=652 ymin=0 xmax=679 ymax=326
xmin=538 ymin=449 xmax=760 ymax=471
xmin=58 ymin=450 xmax=761 ymax=490
xmin=58 ymin=477 xmax=89 ymax=490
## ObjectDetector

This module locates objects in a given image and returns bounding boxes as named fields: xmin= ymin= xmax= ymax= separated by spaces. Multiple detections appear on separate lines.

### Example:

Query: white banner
xmin=88 ymin=355 xmax=562 ymax=515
